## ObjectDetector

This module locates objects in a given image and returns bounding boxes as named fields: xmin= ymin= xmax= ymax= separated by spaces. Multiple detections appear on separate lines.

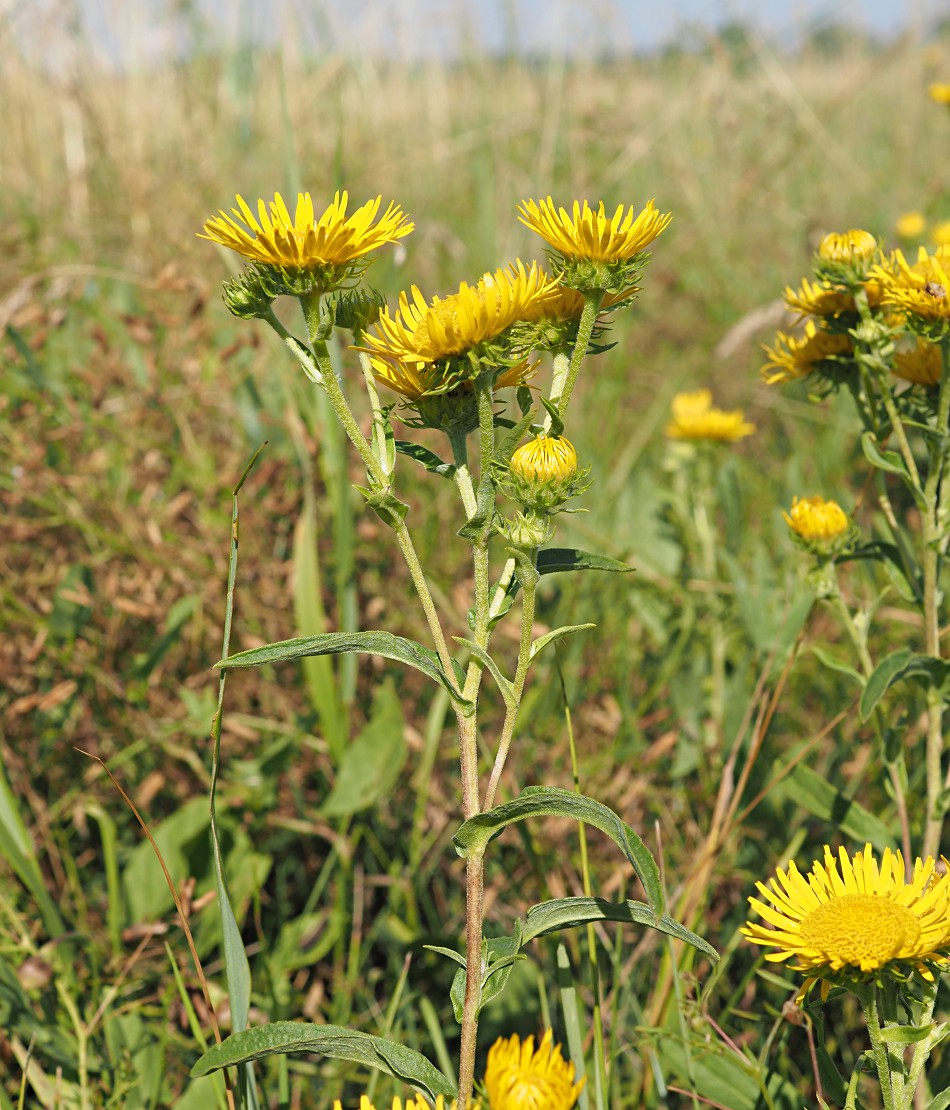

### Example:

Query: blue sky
xmin=15 ymin=0 xmax=950 ymax=72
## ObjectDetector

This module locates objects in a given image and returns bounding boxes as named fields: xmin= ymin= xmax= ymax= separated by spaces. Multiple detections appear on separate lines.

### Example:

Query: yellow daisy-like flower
xmin=928 ymin=82 xmax=950 ymax=104
xmin=331 ymin=1097 xmax=464 ymax=1110
xmin=896 ymin=211 xmax=927 ymax=240
xmin=200 ymin=191 xmax=413 ymax=272
xmin=783 ymin=277 xmax=855 ymax=319
xmin=893 ymin=337 xmax=943 ymax=386
xmin=760 ymin=320 xmax=853 ymax=384
xmin=873 ymin=246 xmax=950 ymax=324
xmin=484 ymin=1030 xmax=584 ymax=1110
xmin=664 ymin=389 xmax=755 ymax=442
xmin=362 ymin=261 xmax=554 ymax=396
xmin=743 ymin=843 xmax=950 ymax=998
xmin=932 ymin=220 xmax=950 ymax=248
xmin=818 ymin=229 xmax=878 ymax=265
xmin=518 ymin=197 xmax=672 ymax=263
xmin=783 ymin=495 xmax=849 ymax=543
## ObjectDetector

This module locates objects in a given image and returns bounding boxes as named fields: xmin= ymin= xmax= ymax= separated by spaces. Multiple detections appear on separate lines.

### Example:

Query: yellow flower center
xmin=799 ymin=894 xmax=921 ymax=968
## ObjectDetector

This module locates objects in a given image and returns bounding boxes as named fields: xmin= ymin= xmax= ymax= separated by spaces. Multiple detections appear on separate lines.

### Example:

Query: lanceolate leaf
xmin=453 ymin=638 xmax=516 ymax=707
xmin=190 ymin=1023 xmax=456 ymax=1098
xmin=536 ymin=548 xmax=631 ymax=576
xmin=860 ymin=648 xmax=950 ymax=721
xmin=216 ymin=631 xmax=470 ymax=708
xmin=453 ymin=787 xmax=663 ymax=914
xmin=395 ymin=440 xmax=457 ymax=479
xmin=522 ymin=897 xmax=718 ymax=960
xmin=529 ymin=623 xmax=595 ymax=662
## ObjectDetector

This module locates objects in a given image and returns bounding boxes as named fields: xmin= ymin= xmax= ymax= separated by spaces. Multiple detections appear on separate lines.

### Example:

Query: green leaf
xmin=422 ymin=945 xmax=466 ymax=969
xmin=395 ymin=440 xmax=457 ymax=479
xmin=190 ymin=1023 xmax=456 ymax=1099
xmin=860 ymin=649 xmax=950 ymax=720
xmin=861 ymin=431 xmax=909 ymax=477
xmin=449 ymin=931 xmax=525 ymax=1021
xmin=529 ymin=623 xmax=595 ymax=662
xmin=217 ymin=631 xmax=470 ymax=708
xmin=320 ymin=683 xmax=406 ymax=817
xmin=521 ymin=897 xmax=718 ymax=961
xmin=453 ymin=638 xmax=515 ymax=708
xmin=809 ymin=645 xmax=863 ymax=687
xmin=453 ymin=787 xmax=663 ymax=914
xmin=537 ymin=548 xmax=631 ymax=576
xmin=877 ymin=1023 xmax=937 ymax=1045
xmin=929 ymin=1087 xmax=950 ymax=1110
xmin=539 ymin=397 xmax=565 ymax=438
xmin=785 ymin=764 xmax=894 ymax=851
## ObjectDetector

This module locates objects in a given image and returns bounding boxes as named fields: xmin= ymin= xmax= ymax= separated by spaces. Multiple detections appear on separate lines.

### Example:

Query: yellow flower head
xmin=817 ymin=229 xmax=877 ymax=265
xmin=783 ymin=277 xmax=856 ymax=320
xmin=896 ymin=211 xmax=927 ymax=240
xmin=332 ymin=1097 xmax=463 ymax=1110
xmin=484 ymin=1030 xmax=584 ymax=1110
xmin=783 ymin=495 xmax=849 ymax=543
xmin=893 ymin=337 xmax=943 ymax=386
xmin=362 ymin=261 xmax=554 ymax=395
xmin=873 ymin=246 xmax=950 ymax=327
xmin=664 ymin=389 xmax=755 ymax=442
xmin=760 ymin=320 xmax=853 ymax=384
xmin=510 ymin=435 xmax=578 ymax=484
xmin=928 ymin=82 xmax=950 ymax=104
xmin=742 ymin=843 xmax=950 ymax=998
xmin=933 ymin=220 xmax=950 ymax=248
xmin=200 ymin=191 xmax=412 ymax=277
xmin=518 ymin=197 xmax=672 ymax=263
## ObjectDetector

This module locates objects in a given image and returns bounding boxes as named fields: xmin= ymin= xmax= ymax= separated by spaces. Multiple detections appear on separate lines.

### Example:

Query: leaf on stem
xmin=860 ymin=648 xmax=950 ymax=721
xmin=217 ymin=631 xmax=471 ymax=708
xmin=522 ymin=896 xmax=718 ymax=960
xmin=453 ymin=786 xmax=664 ymax=914
xmin=190 ymin=1022 xmax=457 ymax=1098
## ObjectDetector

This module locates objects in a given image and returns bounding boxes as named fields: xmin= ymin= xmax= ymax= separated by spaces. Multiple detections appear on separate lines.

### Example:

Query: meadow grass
xmin=3 ymin=15 xmax=950 ymax=1108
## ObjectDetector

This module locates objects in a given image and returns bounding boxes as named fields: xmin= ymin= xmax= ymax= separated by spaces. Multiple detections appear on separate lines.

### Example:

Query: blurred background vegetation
xmin=3 ymin=2 xmax=950 ymax=1106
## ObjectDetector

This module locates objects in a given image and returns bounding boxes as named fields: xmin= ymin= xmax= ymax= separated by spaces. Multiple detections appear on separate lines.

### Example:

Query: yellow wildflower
xmin=893 ymin=337 xmax=943 ymax=386
xmin=664 ymin=389 xmax=755 ymax=442
xmin=518 ymin=197 xmax=671 ymax=263
xmin=760 ymin=321 xmax=853 ymax=384
xmin=818 ymin=229 xmax=877 ymax=265
xmin=896 ymin=211 xmax=927 ymax=240
xmin=484 ymin=1030 xmax=584 ymax=1110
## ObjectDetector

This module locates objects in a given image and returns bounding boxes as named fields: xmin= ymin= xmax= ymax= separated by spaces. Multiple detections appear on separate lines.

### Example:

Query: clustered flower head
xmin=872 ymin=246 xmax=950 ymax=337
xmin=518 ymin=196 xmax=671 ymax=295
xmin=743 ymin=843 xmax=950 ymax=1002
xmin=893 ymin=337 xmax=943 ymax=386
xmin=760 ymin=321 xmax=853 ymax=385
xmin=201 ymin=191 xmax=413 ymax=297
xmin=360 ymin=261 xmax=553 ymax=430
xmin=483 ymin=1030 xmax=585 ymax=1110
xmin=895 ymin=211 xmax=927 ymax=241
xmin=664 ymin=388 xmax=755 ymax=443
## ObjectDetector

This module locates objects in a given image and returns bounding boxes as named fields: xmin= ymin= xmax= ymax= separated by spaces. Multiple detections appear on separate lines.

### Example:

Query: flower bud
xmin=783 ymin=495 xmax=853 ymax=557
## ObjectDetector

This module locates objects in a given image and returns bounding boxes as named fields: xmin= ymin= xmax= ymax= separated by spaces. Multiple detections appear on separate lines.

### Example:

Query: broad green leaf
xmin=861 ymin=430 xmax=909 ymax=478
xmin=785 ymin=764 xmax=894 ymax=851
xmin=453 ymin=787 xmax=663 ymax=914
xmin=529 ymin=623 xmax=595 ymax=662
xmin=395 ymin=440 xmax=457 ymax=479
xmin=453 ymin=638 xmax=515 ymax=707
xmin=860 ymin=649 xmax=950 ymax=720
xmin=123 ymin=796 xmax=211 ymax=922
xmin=521 ymin=897 xmax=718 ymax=961
xmin=929 ymin=1087 xmax=950 ymax=1110
xmin=217 ymin=631 xmax=470 ymax=708
xmin=191 ymin=1023 xmax=456 ymax=1099
xmin=320 ymin=683 xmax=406 ymax=817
